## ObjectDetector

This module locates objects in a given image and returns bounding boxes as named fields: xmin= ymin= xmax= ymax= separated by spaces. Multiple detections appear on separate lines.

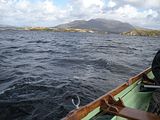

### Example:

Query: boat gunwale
xmin=63 ymin=67 xmax=151 ymax=120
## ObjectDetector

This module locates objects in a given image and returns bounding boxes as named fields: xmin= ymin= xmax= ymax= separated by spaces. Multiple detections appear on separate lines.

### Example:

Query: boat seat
xmin=100 ymin=95 xmax=160 ymax=120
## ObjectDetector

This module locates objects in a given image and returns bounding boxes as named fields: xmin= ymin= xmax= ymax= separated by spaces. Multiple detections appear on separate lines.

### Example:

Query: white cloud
xmin=107 ymin=0 xmax=116 ymax=8
xmin=81 ymin=0 xmax=104 ymax=8
xmin=144 ymin=0 xmax=160 ymax=8
xmin=123 ymin=0 xmax=160 ymax=8
xmin=110 ymin=5 xmax=158 ymax=19
xmin=106 ymin=5 xmax=160 ymax=29
xmin=0 ymin=0 xmax=159 ymax=29
xmin=0 ymin=0 xmax=8 ymax=3
xmin=15 ymin=0 xmax=30 ymax=10
xmin=0 ymin=0 xmax=68 ymax=26
xmin=66 ymin=0 xmax=105 ymax=21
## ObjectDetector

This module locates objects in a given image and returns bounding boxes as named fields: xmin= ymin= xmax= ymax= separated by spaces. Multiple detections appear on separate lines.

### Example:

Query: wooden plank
xmin=101 ymin=95 xmax=160 ymax=120
xmin=117 ymin=107 xmax=160 ymax=120
xmin=63 ymin=68 xmax=151 ymax=120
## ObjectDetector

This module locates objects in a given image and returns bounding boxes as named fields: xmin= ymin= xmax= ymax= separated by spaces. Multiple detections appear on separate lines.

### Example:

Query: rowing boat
xmin=63 ymin=68 xmax=160 ymax=120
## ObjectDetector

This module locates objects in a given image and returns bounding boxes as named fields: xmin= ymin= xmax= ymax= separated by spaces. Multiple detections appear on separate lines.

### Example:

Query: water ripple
xmin=0 ymin=31 xmax=159 ymax=120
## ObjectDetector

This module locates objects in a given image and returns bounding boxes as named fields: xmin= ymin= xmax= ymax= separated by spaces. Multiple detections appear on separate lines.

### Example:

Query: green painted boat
xmin=63 ymin=68 xmax=160 ymax=120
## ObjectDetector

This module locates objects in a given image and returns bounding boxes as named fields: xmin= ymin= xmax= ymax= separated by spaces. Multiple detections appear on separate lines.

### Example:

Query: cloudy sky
xmin=0 ymin=0 xmax=160 ymax=29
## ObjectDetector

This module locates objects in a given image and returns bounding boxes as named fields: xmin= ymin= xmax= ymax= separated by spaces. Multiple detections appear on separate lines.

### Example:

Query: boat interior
xmin=64 ymin=68 xmax=160 ymax=120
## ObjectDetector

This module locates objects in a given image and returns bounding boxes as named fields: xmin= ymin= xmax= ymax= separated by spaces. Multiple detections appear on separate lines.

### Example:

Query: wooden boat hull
xmin=63 ymin=68 xmax=158 ymax=120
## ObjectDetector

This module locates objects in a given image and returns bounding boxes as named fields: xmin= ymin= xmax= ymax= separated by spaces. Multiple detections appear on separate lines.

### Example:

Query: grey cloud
xmin=112 ymin=0 xmax=160 ymax=9
xmin=0 ymin=0 xmax=159 ymax=29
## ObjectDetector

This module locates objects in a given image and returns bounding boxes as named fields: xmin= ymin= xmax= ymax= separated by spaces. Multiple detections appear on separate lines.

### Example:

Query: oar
xmin=143 ymin=85 xmax=160 ymax=89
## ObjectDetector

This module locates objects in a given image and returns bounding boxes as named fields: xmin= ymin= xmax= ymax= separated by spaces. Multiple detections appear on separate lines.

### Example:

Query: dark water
xmin=0 ymin=30 xmax=159 ymax=120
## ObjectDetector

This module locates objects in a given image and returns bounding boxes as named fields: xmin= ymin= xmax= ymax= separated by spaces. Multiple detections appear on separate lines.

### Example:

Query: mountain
xmin=55 ymin=18 xmax=134 ymax=33
xmin=0 ymin=24 xmax=15 ymax=28
xmin=0 ymin=24 xmax=17 ymax=30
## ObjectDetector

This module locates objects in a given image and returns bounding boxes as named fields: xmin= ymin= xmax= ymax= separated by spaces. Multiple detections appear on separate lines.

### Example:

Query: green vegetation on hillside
xmin=122 ymin=29 xmax=160 ymax=37
xmin=21 ymin=27 xmax=95 ymax=33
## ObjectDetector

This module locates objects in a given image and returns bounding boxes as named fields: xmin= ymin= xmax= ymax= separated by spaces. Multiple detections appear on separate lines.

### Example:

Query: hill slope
xmin=0 ymin=24 xmax=17 ymax=30
xmin=122 ymin=29 xmax=160 ymax=37
xmin=55 ymin=18 xmax=134 ymax=33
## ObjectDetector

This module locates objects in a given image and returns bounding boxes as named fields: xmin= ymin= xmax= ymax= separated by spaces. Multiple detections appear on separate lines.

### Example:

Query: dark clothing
xmin=148 ymin=89 xmax=160 ymax=115
xmin=148 ymin=50 xmax=160 ymax=114
xmin=152 ymin=50 xmax=160 ymax=85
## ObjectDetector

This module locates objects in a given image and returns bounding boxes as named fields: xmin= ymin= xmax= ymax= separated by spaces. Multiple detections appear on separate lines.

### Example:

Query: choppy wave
xmin=0 ymin=30 xmax=159 ymax=120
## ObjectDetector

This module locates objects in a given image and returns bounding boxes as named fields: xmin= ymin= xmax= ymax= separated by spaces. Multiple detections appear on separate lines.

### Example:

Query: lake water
xmin=0 ymin=30 xmax=159 ymax=120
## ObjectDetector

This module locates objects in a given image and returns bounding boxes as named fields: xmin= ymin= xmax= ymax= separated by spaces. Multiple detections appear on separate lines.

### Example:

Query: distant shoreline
xmin=121 ymin=29 xmax=160 ymax=37
xmin=22 ymin=27 xmax=96 ymax=33
xmin=1 ymin=27 xmax=160 ymax=37
xmin=1 ymin=18 xmax=160 ymax=37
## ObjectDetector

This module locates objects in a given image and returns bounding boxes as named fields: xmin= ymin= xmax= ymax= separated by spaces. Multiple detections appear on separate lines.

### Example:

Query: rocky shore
xmin=121 ymin=29 xmax=160 ymax=37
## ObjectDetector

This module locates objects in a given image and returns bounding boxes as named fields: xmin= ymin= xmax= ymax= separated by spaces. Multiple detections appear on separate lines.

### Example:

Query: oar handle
xmin=143 ymin=85 xmax=160 ymax=89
